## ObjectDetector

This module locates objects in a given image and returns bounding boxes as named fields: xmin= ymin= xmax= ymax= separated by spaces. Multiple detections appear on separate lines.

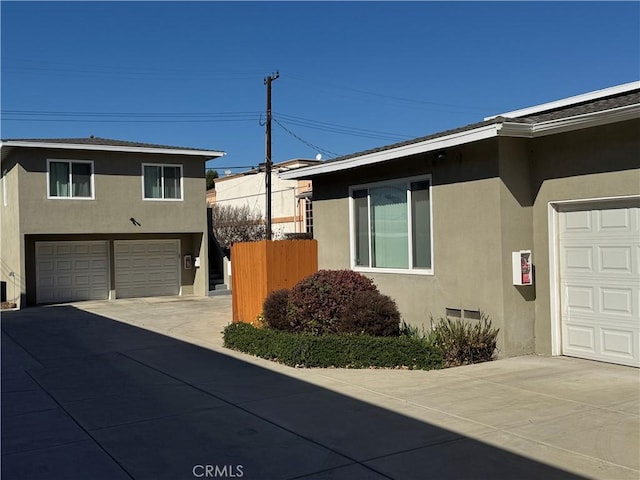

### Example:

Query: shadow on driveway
xmin=2 ymin=305 xmax=587 ymax=480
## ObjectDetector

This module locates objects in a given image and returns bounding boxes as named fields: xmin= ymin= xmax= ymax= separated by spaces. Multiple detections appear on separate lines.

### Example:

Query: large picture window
xmin=47 ymin=160 xmax=93 ymax=199
xmin=351 ymin=175 xmax=432 ymax=273
xmin=143 ymin=164 xmax=183 ymax=200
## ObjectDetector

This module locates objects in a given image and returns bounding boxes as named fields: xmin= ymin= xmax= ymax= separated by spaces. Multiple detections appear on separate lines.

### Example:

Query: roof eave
xmin=485 ymin=81 xmax=640 ymax=120
xmin=0 ymin=140 xmax=226 ymax=159
xmin=280 ymin=103 xmax=640 ymax=180
xmin=279 ymin=123 xmax=502 ymax=180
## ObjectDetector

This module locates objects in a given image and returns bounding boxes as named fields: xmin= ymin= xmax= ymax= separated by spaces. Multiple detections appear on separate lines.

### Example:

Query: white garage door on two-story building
xmin=558 ymin=203 xmax=640 ymax=367
xmin=35 ymin=239 xmax=181 ymax=303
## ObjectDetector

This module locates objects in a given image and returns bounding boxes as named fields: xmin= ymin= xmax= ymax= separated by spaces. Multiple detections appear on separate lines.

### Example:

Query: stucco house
xmin=0 ymin=137 xmax=224 ymax=308
xmin=280 ymin=82 xmax=640 ymax=367
xmin=208 ymin=158 xmax=318 ymax=236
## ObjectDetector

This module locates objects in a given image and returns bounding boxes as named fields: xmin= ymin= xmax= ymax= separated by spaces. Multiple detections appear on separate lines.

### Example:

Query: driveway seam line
xmin=120 ymin=352 xmax=396 ymax=480
xmin=308 ymin=373 xmax=639 ymax=474
xmin=24 ymin=369 xmax=136 ymax=480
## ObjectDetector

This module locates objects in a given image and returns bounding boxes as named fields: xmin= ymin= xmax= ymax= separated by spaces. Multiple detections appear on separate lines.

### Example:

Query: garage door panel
xmin=565 ymin=325 xmax=596 ymax=352
xmin=36 ymin=241 xmax=109 ymax=304
xmin=601 ymin=329 xmax=634 ymax=359
xmin=559 ymin=205 xmax=640 ymax=367
xmin=562 ymin=210 xmax=592 ymax=232
xmin=114 ymin=240 xmax=180 ymax=299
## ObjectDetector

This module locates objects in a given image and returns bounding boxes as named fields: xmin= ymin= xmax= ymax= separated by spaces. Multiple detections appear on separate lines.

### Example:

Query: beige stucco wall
xmin=15 ymin=148 xmax=206 ymax=235
xmin=0 ymin=160 xmax=23 ymax=306
xmin=530 ymin=120 xmax=640 ymax=355
xmin=497 ymin=137 xmax=536 ymax=355
xmin=310 ymin=119 xmax=640 ymax=359
xmin=3 ymin=147 xmax=211 ymax=305
xmin=312 ymin=140 xmax=532 ymax=357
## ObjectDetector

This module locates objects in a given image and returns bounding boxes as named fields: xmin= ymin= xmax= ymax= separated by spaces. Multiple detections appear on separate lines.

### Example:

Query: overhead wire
xmin=273 ymin=118 xmax=340 ymax=158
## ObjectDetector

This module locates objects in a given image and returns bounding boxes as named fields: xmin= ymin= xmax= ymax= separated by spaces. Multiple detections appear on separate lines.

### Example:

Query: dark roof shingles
xmin=1 ymin=136 xmax=220 ymax=153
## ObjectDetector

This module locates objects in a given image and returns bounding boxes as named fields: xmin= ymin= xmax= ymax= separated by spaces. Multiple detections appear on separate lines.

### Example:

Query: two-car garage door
xmin=36 ymin=240 xmax=180 ymax=303
xmin=559 ymin=204 xmax=639 ymax=367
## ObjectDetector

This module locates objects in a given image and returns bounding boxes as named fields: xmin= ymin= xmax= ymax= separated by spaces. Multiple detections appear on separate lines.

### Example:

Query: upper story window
xmin=350 ymin=175 xmax=433 ymax=275
xmin=47 ymin=160 xmax=94 ymax=199
xmin=143 ymin=164 xmax=183 ymax=200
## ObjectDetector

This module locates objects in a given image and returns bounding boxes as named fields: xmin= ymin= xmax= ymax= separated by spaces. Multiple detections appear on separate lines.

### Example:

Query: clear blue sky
xmin=2 ymin=1 xmax=639 ymax=172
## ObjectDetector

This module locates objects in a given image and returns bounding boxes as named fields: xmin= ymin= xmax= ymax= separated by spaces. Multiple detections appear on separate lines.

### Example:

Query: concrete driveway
xmin=2 ymin=296 xmax=638 ymax=480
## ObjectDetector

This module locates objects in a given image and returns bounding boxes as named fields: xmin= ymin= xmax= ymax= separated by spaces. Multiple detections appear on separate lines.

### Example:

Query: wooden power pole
xmin=264 ymin=71 xmax=279 ymax=240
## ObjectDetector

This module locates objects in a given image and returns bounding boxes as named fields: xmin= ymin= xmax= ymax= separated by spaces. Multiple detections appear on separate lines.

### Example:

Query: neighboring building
xmin=209 ymin=158 xmax=318 ymax=236
xmin=0 ymin=137 xmax=224 ymax=308
xmin=280 ymin=82 xmax=640 ymax=367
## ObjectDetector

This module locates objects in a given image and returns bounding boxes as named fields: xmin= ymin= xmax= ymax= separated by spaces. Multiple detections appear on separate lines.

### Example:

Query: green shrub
xmin=223 ymin=322 xmax=443 ymax=370
xmin=399 ymin=320 xmax=424 ymax=339
xmin=262 ymin=289 xmax=291 ymax=331
xmin=287 ymin=270 xmax=378 ymax=335
xmin=339 ymin=290 xmax=401 ymax=337
xmin=428 ymin=315 xmax=499 ymax=367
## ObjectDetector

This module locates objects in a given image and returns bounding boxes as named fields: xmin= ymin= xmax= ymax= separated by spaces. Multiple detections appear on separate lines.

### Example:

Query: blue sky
xmin=2 ymin=1 xmax=639 ymax=172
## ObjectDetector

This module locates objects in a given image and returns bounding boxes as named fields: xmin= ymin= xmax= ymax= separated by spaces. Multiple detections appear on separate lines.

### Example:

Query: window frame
xmin=141 ymin=163 xmax=184 ymax=201
xmin=46 ymin=159 xmax=95 ymax=200
xmin=348 ymin=174 xmax=434 ymax=275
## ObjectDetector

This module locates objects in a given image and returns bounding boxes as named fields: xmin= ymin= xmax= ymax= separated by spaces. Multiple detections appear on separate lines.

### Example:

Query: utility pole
xmin=264 ymin=71 xmax=279 ymax=240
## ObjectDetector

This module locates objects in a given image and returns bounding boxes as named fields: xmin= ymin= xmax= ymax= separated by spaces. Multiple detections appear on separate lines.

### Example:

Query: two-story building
xmin=1 ymin=137 xmax=224 ymax=308
xmin=208 ymin=158 xmax=319 ymax=237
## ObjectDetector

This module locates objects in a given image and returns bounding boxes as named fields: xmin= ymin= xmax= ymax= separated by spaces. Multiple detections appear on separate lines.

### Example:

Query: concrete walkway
xmin=2 ymin=296 xmax=638 ymax=479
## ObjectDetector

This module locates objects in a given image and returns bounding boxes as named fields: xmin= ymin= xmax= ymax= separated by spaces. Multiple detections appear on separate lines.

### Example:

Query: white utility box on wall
xmin=512 ymin=250 xmax=533 ymax=286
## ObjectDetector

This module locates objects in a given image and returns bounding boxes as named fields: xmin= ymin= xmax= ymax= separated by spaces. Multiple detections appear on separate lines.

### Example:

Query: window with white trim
xmin=143 ymin=164 xmax=183 ymax=200
xmin=350 ymin=175 xmax=432 ymax=273
xmin=47 ymin=160 xmax=94 ymax=199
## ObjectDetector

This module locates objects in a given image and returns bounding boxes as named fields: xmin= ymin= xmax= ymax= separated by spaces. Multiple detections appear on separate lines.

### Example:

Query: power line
xmin=274 ymin=112 xmax=413 ymax=141
xmin=287 ymin=74 xmax=491 ymax=112
xmin=273 ymin=118 xmax=340 ymax=158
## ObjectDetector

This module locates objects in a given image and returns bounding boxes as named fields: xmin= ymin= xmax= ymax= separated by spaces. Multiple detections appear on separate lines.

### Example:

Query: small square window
xmin=143 ymin=164 xmax=183 ymax=200
xmin=48 ymin=160 xmax=93 ymax=199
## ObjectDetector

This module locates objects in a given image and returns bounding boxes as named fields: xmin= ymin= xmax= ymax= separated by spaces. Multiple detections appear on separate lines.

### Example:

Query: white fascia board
xmin=485 ymin=81 xmax=640 ymax=120
xmin=279 ymin=123 xmax=502 ymax=179
xmin=0 ymin=140 xmax=226 ymax=159
xmin=499 ymin=104 xmax=640 ymax=138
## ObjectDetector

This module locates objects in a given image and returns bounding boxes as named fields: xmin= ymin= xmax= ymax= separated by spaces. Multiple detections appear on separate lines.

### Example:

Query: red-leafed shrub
xmin=287 ymin=270 xmax=378 ymax=335
xmin=339 ymin=291 xmax=401 ymax=337
xmin=262 ymin=289 xmax=291 ymax=331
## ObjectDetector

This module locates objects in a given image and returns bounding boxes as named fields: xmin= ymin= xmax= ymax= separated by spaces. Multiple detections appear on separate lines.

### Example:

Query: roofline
xmin=280 ymin=103 xmax=640 ymax=180
xmin=484 ymin=81 xmax=640 ymax=120
xmin=280 ymin=122 xmax=501 ymax=179
xmin=0 ymin=140 xmax=226 ymax=158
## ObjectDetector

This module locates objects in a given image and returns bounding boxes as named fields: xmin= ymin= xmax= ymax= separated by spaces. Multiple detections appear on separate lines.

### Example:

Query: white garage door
xmin=559 ymin=205 xmax=640 ymax=367
xmin=36 ymin=241 xmax=109 ymax=304
xmin=114 ymin=240 xmax=180 ymax=298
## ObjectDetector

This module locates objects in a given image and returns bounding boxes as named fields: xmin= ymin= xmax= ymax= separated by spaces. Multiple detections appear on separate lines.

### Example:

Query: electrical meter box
xmin=512 ymin=250 xmax=533 ymax=286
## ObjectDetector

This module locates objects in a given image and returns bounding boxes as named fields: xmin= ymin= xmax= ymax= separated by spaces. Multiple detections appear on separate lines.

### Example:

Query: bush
xmin=339 ymin=291 xmax=401 ymax=337
xmin=428 ymin=315 xmax=499 ymax=367
xmin=262 ymin=289 xmax=291 ymax=330
xmin=287 ymin=270 xmax=379 ymax=335
xmin=223 ymin=322 xmax=443 ymax=370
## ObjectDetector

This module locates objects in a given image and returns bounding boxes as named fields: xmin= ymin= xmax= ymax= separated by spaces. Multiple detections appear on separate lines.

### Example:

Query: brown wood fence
xmin=231 ymin=239 xmax=318 ymax=323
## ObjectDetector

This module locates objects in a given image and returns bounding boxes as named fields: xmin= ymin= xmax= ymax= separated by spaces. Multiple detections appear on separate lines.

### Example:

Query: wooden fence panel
xmin=231 ymin=239 xmax=317 ymax=323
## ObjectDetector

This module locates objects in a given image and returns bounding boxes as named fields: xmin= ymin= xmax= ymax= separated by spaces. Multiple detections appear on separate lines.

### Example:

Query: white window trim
xmin=141 ymin=163 xmax=184 ymax=201
xmin=349 ymin=174 xmax=434 ymax=276
xmin=46 ymin=159 xmax=95 ymax=200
